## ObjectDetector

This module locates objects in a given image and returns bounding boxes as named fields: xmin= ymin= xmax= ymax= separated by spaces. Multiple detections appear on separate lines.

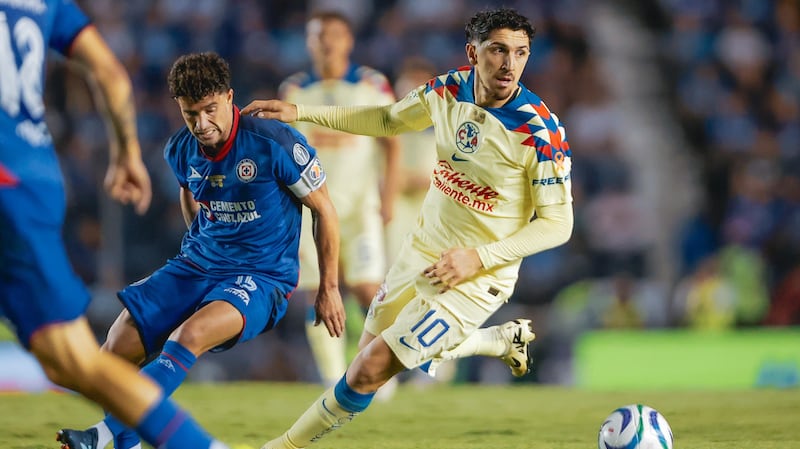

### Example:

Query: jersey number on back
xmin=0 ymin=12 xmax=45 ymax=119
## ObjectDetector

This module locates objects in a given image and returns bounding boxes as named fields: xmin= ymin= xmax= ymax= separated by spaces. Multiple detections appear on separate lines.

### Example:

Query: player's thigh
xmin=103 ymin=309 xmax=146 ymax=364
xmin=117 ymin=260 xmax=215 ymax=356
xmin=0 ymin=182 xmax=89 ymax=348
xmin=199 ymin=274 xmax=289 ymax=352
xmin=340 ymin=207 xmax=386 ymax=286
xmin=170 ymin=300 xmax=244 ymax=354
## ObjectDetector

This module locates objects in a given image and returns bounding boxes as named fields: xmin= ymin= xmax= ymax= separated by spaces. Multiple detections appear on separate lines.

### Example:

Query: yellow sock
xmin=305 ymin=321 xmax=347 ymax=386
xmin=260 ymin=386 xmax=360 ymax=449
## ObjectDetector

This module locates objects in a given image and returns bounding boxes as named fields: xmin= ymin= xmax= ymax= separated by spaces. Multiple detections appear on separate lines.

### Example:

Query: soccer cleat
xmin=56 ymin=428 xmax=98 ymax=449
xmin=498 ymin=319 xmax=536 ymax=377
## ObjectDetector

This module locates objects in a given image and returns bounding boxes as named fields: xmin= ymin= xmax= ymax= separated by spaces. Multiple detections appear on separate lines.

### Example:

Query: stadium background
xmin=2 ymin=0 xmax=798 ymax=390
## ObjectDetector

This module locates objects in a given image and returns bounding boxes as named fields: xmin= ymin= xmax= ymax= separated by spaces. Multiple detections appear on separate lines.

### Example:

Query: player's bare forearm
xmin=179 ymin=187 xmax=199 ymax=228
xmin=69 ymin=26 xmax=139 ymax=160
xmin=69 ymin=26 xmax=152 ymax=214
xmin=301 ymin=186 xmax=345 ymax=337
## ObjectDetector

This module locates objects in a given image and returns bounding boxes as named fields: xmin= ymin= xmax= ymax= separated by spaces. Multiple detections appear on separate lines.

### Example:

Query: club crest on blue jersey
xmin=236 ymin=158 xmax=257 ymax=183
xmin=455 ymin=121 xmax=481 ymax=155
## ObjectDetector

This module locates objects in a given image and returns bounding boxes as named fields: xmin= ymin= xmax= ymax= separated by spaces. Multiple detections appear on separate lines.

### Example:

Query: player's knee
xmin=169 ymin=325 xmax=212 ymax=355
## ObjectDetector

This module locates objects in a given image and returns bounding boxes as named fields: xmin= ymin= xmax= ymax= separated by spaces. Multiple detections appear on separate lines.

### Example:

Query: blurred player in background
xmin=0 ymin=2 xmax=229 ymax=449
xmin=385 ymin=57 xmax=438 ymax=263
xmin=56 ymin=52 xmax=344 ymax=449
xmin=243 ymin=7 xmax=573 ymax=448
xmin=279 ymin=11 xmax=400 ymax=389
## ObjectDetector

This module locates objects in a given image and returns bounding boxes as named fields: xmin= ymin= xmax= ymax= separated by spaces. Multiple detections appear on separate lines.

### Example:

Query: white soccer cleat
xmin=498 ymin=319 xmax=536 ymax=377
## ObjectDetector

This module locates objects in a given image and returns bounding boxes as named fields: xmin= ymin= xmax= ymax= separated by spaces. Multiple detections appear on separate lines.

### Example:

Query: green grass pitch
xmin=1 ymin=383 xmax=798 ymax=448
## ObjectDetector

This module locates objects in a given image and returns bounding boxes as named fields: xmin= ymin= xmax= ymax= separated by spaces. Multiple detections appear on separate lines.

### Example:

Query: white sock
xmin=442 ymin=326 xmax=507 ymax=359
xmin=91 ymin=421 xmax=113 ymax=449
xmin=305 ymin=321 xmax=347 ymax=386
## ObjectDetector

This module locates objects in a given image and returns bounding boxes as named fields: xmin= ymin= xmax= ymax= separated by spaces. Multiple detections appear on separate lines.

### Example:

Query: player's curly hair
xmin=465 ymin=7 xmax=536 ymax=44
xmin=168 ymin=52 xmax=231 ymax=102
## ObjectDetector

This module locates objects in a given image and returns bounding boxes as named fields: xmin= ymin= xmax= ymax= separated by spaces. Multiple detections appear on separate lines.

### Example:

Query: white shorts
xmin=297 ymin=201 xmax=386 ymax=289
xmin=364 ymin=235 xmax=509 ymax=370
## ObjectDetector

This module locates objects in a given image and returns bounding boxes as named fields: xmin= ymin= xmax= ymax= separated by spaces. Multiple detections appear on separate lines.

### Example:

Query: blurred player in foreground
xmin=242 ymin=7 xmax=573 ymax=448
xmin=0 ymin=2 xmax=228 ymax=449
xmin=56 ymin=52 xmax=343 ymax=449
xmin=279 ymin=11 xmax=400 ymax=388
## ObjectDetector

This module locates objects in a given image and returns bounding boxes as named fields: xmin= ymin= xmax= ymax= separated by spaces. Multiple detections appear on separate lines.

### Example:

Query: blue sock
xmin=135 ymin=397 xmax=214 ymax=449
xmin=333 ymin=375 xmax=375 ymax=412
xmin=107 ymin=341 xmax=197 ymax=447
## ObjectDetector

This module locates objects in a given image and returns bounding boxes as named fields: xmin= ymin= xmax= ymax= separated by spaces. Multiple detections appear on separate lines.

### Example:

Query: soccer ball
xmin=598 ymin=404 xmax=673 ymax=449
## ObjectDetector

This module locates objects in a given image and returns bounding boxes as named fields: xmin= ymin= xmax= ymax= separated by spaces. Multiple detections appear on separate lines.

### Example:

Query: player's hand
xmin=423 ymin=248 xmax=483 ymax=293
xmin=104 ymin=148 xmax=152 ymax=215
xmin=314 ymin=286 xmax=346 ymax=338
xmin=240 ymin=100 xmax=298 ymax=123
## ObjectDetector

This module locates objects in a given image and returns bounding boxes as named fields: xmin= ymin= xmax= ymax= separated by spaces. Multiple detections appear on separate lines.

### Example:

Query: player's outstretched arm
xmin=300 ymin=185 xmax=345 ymax=338
xmin=68 ymin=26 xmax=152 ymax=215
xmin=241 ymin=100 xmax=298 ymax=123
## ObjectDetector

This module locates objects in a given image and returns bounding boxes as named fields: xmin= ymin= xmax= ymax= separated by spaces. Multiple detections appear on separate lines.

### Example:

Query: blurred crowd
xmin=47 ymin=0 xmax=800 ymax=383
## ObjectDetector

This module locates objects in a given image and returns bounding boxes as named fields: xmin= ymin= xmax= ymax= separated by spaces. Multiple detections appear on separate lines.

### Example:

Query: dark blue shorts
xmin=0 ymin=178 xmax=89 ymax=348
xmin=118 ymin=257 xmax=289 ymax=356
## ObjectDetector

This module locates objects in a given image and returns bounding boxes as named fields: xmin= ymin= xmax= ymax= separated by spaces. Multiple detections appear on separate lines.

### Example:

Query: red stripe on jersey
xmin=0 ymin=162 xmax=20 ymax=187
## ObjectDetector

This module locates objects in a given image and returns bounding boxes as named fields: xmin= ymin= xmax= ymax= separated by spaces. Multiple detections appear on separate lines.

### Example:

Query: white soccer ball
xmin=598 ymin=404 xmax=673 ymax=449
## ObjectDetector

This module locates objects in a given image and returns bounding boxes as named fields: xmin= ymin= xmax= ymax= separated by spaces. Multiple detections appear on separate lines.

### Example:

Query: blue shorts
xmin=118 ymin=257 xmax=289 ymax=356
xmin=0 ymin=177 xmax=89 ymax=348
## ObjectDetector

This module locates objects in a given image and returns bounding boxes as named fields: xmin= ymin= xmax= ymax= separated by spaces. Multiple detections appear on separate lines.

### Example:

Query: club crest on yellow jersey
xmin=455 ymin=121 xmax=481 ymax=161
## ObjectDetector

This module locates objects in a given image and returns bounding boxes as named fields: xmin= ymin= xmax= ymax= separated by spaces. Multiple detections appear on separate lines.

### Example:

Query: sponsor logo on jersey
xmin=432 ymin=160 xmax=499 ymax=213
xmin=197 ymin=200 xmax=263 ymax=223
xmin=188 ymin=166 xmax=203 ymax=179
xmin=455 ymin=121 xmax=481 ymax=155
xmin=292 ymin=143 xmax=310 ymax=165
xmin=236 ymin=158 xmax=257 ymax=183
xmin=532 ymin=173 xmax=571 ymax=186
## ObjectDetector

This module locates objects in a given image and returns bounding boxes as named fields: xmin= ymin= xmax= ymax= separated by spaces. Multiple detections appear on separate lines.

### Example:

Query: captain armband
xmin=288 ymin=157 xmax=326 ymax=198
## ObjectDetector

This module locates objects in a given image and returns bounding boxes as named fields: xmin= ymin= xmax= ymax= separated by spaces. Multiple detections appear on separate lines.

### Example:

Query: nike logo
xmin=451 ymin=153 xmax=469 ymax=162
xmin=398 ymin=336 xmax=419 ymax=352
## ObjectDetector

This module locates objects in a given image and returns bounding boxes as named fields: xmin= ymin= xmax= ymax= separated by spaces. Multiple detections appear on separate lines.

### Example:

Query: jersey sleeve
xmin=163 ymin=135 xmax=188 ymax=187
xmin=271 ymin=125 xmax=326 ymax=198
xmin=528 ymin=111 xmax=573 ymax=206
xmin=50 ymin=0 xmax=91 ymax=55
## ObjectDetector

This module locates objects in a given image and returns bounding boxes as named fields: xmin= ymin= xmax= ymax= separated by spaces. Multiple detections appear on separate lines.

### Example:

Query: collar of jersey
xmin=199 ymin=105 xmax=240 ymax=162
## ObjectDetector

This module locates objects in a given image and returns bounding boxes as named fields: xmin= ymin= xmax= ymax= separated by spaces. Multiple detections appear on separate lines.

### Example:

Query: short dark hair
xmin=167 ymin=52 xmax=231 ymax=102
xmin=308 ymin=10 xmax=354 ymax=34
xmin=465 ymin=8 xmax=536 ymax=44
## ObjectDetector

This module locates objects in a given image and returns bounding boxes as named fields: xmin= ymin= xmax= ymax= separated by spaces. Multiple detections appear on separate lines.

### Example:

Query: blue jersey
xmin=0 ymin=0 xmax=89 ymax=184
xmin=0 ymin=0 xmax=92 ymax=347
xmin=164 ymin=107 xmax=326 ymax=295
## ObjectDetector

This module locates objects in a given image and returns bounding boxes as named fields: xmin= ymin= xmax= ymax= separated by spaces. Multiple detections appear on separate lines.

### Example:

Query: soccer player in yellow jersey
xmin=243 ymin=7 xmax=573 ymax=448
xmin=279 ymin=11 xmax=400 ymax=387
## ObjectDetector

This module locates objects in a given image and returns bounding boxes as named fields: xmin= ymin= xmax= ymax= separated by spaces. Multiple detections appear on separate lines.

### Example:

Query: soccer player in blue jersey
xmin=243 ymin=8 xmax=573 ymax=448
xmin=0 ymin=2 xmax=228 ymax=449
xmin=56 ymin=52 xmax=344 ymax=449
